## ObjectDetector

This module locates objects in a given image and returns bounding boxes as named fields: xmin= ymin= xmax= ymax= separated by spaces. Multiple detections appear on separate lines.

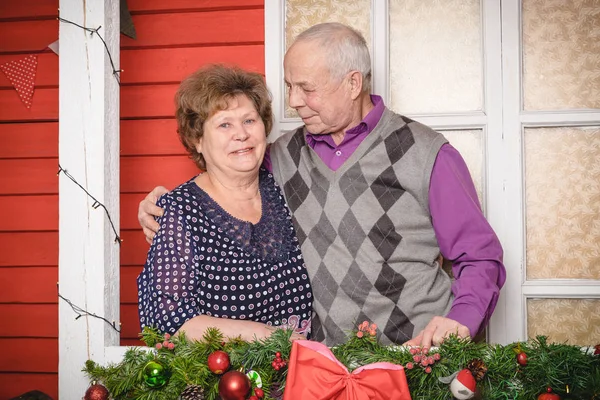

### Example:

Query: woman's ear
xmin=195 ymin=137 xmax=203 ymax=155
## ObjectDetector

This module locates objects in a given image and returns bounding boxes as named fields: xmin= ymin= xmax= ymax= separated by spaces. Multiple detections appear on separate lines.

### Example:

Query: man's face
xmin=284 ymin=41 xmax=356 ymax=136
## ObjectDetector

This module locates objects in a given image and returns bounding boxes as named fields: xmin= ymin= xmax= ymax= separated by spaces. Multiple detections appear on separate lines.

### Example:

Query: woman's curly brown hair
xmin=175 ymin=64 xmax=273 ymax=170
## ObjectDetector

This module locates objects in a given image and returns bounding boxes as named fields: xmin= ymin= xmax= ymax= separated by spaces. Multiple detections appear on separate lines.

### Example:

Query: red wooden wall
xmin=0 ymin=0 xmax=264 ymax=398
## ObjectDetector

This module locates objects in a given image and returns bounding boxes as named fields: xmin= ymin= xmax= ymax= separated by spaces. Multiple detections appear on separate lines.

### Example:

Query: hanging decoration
xmin=119 ymin=0 xmax=137 ymax=39
xmin=83 ymin=382 xmax=109 ymax=400
xmin=207 ymin=350 xmax=231 ymax=374
xmin=48 ymin=40 xmax=59 ymax=55
xmin=0 ymin=54 xmax=38 ymax=109
xmin=517 ymin=351 xmax=528 ymax=366
xmin=538 ymin=387 xmax=561 ymax=400
xmin=143 ymin=360 xmax=169 ymax=388
xmin=218 ymin=370 xmax=251 ymax=400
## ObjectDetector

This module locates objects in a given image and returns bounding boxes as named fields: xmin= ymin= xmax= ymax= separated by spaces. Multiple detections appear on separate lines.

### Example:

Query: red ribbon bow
xmin=283 ymin=340 xmax=412 ymax=400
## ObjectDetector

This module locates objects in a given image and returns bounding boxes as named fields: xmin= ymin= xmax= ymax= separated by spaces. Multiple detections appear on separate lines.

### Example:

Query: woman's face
xmin=196 ymin=94 xmax=267 ymax=176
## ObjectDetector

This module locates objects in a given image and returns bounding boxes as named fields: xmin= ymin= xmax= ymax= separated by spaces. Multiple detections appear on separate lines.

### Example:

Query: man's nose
xmin=288 ymin=86 xmax=304 ymax=108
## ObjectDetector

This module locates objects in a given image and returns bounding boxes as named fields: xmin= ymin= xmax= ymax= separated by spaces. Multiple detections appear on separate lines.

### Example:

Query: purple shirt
xmin=265 ymin=96 xmax=506 ymax=336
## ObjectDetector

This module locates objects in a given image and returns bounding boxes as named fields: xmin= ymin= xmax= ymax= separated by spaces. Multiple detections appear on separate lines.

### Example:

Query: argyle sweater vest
xmin=270 ymin=109 xmax=453 ymax=346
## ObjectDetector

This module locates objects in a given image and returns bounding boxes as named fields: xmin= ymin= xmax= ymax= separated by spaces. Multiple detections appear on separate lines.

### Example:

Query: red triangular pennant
xmin=0 ymin=54 xmax=38 ymax=109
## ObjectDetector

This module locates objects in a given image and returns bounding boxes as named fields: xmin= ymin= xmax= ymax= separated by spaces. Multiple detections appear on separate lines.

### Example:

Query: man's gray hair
xmin=294 ymin=22 xmax=372 ymax=93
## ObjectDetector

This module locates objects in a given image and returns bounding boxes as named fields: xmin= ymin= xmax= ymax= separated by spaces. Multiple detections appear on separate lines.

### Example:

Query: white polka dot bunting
xmin=0 ymin=54 xmax=38 ymax=109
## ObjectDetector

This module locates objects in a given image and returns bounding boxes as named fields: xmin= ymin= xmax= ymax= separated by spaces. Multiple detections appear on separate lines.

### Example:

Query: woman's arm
xmin=176 ymin=315 xmax=305 ymax=342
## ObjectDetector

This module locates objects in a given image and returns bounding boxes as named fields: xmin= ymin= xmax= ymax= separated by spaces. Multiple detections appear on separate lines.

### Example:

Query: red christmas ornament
xmin=254 ymin=388 xmax=265 ymax=398
xmin=84 ymin=383 xmax=109 ymax=400
xmin=538 ymin=387 xmax=561 ymax=400
xmin=594 ymin=344 xmax=600 ymax=355
xmin=218 ymin=370 xmax=251 ymax=400
xmin=207 ymin=350 xmax=231 ymax=375
xmin=517 ymin=352 xmax=528 ymax=366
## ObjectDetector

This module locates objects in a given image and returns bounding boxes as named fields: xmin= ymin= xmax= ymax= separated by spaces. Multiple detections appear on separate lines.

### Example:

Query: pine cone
xmin=179 ymin=385 xmax=205 ymax=400
xmin=467 ymin=358 xmax=488 ymax=381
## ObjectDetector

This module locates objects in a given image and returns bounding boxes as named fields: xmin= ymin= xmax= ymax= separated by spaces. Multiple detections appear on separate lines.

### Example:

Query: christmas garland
xmin=83 ymin=324 xmax=600 ymax=400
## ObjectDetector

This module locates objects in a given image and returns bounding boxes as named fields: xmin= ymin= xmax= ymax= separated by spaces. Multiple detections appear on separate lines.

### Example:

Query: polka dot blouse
xmin=137 ymin=169 xmax=312 ymax=337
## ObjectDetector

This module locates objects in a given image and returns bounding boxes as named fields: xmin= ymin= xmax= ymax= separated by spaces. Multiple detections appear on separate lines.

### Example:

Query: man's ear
xmin=348 ymin=70 xmax=364 ymax=100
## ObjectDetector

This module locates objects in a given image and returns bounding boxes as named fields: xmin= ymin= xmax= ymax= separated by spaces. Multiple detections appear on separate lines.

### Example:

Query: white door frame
xmin=58 ymin=0 xmax=126 ymax=397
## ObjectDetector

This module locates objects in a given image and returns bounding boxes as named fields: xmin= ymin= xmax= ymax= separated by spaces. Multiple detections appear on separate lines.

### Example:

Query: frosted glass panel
xmin=442 ymin=130 xmax=483 ymax=204
xmin=525 ymin=127 xmax=600 ymax=280
xmin=285 ymin=0 xmax=371 ymax=118
xmin=389 ymin=0 xmax=482 ymax=114
xmin=522 ymin=0 xmax=600 ymax=110
xmin=527 ymin=298 xmax=600 ymax=345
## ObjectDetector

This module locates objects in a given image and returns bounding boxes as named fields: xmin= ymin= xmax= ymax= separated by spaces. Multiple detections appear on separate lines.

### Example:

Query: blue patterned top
xmin=137 ymin=169 xmax=312 ymax=336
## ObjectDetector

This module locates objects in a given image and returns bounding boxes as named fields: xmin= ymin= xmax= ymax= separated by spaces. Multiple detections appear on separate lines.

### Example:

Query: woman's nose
xmin=234 ymin=127 xmax=250 ymax=141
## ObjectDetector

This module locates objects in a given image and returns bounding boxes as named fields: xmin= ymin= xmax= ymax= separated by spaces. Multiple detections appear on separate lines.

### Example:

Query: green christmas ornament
xmin=143 ymin=360 xmax=168 ymax=388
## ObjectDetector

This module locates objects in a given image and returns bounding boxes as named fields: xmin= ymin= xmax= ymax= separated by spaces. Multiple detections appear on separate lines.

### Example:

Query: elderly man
xmin=138 ymin=22 xmax=506 ymax=349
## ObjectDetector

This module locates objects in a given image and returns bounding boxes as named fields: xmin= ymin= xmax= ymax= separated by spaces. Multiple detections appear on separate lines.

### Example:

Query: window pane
xmin=285 ymin=0 xmax=372 ymax=118
xmin=389 ymin=0 xmax=482 ymax=114
xmin=525 ymin=127 xmax=600 ymax=279
xmin=527 ymin=298 xmax=600 ymax=345
xmin=442 ymin=130 xmax=483 ymax=204
xmin=523 ymin=0 xmax=600 ymax=110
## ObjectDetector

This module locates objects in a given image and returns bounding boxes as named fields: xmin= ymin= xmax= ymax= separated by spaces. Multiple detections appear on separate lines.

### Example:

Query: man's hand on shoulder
xmin=404 ymin=316 xmax=470 ymax=350
xmin=138 ymin=186 xmax=169 ymax=244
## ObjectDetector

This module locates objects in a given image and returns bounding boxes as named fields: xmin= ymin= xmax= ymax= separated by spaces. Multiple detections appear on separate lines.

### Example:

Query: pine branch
xmin=83 ymin=327 xmax=600 ymax=400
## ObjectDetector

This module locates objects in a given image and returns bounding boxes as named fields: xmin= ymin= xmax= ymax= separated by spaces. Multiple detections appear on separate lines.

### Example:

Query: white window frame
xmin=265 ymin=0 xmax=510 ymax=343
xmin=500 ymin=0 xmax=600 ymax=344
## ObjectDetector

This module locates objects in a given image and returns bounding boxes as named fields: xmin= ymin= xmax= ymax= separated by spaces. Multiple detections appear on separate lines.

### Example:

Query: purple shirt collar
xmin=305 ymin=95 xmax=385 ymax=147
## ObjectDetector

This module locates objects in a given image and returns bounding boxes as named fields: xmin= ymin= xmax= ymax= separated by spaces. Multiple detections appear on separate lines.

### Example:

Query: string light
xmin=57 ymin=164 xmax=122 ymax=245
xmin=57 ymin=15 xmax=123 ymax=84
xmin=58 ymin=287 xmax=121 ymax=333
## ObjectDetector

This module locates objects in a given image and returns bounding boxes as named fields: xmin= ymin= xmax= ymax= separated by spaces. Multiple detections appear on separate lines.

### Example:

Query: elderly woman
xmin=137 ymin=65 xmax=312 ymax=341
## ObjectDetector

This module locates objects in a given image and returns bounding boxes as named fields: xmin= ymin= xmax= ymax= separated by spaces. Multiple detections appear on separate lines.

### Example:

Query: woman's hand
xmin=138 ymin=186 xmax=169 ymax=244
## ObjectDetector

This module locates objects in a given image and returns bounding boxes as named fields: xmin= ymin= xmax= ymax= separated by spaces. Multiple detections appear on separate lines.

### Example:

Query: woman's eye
xmin=219 ymin=122 xmax=230 ymax=128
xmin=244 ymin=119 xmax=255 ymax=124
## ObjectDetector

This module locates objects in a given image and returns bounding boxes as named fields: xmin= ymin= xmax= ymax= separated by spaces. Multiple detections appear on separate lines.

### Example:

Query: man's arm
xmin=406 ymin=144 xmax=506 ymax=349
xmin=138 ymin=186 xmax=169 ymax=244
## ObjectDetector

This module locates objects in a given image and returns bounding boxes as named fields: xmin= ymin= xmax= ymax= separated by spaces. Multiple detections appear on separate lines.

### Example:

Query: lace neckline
xmin=190 ymin=172 xmax=266 ymax=227
xmin=186 ymin=169 xmax=296 ymax=263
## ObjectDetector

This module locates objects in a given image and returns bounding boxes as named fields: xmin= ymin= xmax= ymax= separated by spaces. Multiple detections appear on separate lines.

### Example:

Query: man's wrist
xmin=445 ymin=304 xmax=483 ymax=338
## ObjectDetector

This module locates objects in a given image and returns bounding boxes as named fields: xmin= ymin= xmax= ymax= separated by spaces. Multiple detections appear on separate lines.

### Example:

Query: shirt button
xmin=335 ymin=150 xmax=342 ymax=156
